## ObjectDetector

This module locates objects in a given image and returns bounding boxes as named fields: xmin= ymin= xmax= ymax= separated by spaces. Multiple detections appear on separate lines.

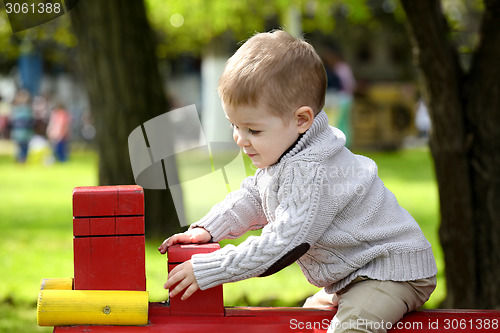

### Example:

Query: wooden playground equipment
xmin=37 ymin=185 xmax=500 ymax=332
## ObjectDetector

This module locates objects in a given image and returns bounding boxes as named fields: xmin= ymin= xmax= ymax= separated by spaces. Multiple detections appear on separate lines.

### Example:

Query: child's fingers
xmin=163 ymin=261 xmax=189 ymax=290
xmin=167 ymin=279 xmax=188 ymax=299
xmin=181 ymin=283 xmax=199 ymax=301
xmin=158 ymin=239 xmax=169 ymax=254
xmin=163 ymin=268 xmax=182 ymax=291
xmin=164 ymin=272 xmax=192 ymax=299
xmin=163 ymin=261 xmax=197 ymax=300
xmin=171 ymin=233 xmax=192 ymax=244
xmin=158 ymin=233 xmax=193 ymax=253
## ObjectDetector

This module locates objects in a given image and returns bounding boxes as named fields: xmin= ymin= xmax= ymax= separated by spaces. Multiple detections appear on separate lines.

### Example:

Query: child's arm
xmin=159 ymin=175 xmax=267 ymax=298
xmin=188 ymin=174 xmax=267 ymax=242
xmin=158 ymin=227 xmax=212 ymax=254
xmin=188 ymin=162 xmax=335 ymax=291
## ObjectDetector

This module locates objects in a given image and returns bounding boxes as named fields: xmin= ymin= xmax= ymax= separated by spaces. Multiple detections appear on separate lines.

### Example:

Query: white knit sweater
xmin=190 ymin=110 xmax=437 ymax=293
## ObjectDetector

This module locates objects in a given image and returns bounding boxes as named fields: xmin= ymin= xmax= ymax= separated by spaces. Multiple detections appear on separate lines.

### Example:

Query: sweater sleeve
xmin=189 ymin=174 xmax=268 ymax=242
xmin=191 ymin=161 xmax=335 ymax=290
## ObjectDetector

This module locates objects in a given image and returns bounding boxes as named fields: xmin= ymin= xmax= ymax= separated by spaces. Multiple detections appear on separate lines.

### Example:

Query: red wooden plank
xmin=74 ymin=216 xmax=143 ymax=236
xmin=73 ymin=186 xmax=118 ymax=217
xmin=73 ymin=237 xmax=91 ymax=290
xmin=53 ymin=306 xmax=500 ymax=333
xmin=73 ymin=236 xmax=146 ymax=291
xmin=73 ymin=218 xmax=90 ymax=237
xmin=168 ymin=244 xmax=224 ymax=316
xmin=117 ymin=185 xmax=144 ymax=216
xmin=118 ymin=235 xmax=146 ymax=291
xmin=168 ymin=278 xmax=224 ymax=317
xmin=90 ymin=217 xmax=116 ymax=236
xmin=116 ymin=216 xmax=144 ymax=235
xmin=168 ymin=243 xmax=221 ymax=263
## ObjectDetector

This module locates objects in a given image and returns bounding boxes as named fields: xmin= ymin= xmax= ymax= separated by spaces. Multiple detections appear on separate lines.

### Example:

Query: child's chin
xmin=252 ymin=162 xmax=265 ymax=169
xmin=252 ymin=161 xmax=272 ymax=169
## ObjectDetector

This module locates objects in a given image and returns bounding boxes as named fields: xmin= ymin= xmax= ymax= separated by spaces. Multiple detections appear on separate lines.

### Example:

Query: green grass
xmin=0 ymin=148 xmax=97 ymax=333
xmin=0 ymin=143 xmax=444 ymax=332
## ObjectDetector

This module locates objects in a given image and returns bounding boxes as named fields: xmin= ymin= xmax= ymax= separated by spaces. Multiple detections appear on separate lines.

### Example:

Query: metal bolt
xmin=103 ymin=306 xmax=111 ymax=315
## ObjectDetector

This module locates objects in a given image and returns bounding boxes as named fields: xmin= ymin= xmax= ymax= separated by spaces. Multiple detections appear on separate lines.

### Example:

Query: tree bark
xmin=401 ymin=0 xmax=500 ymax=308
xmin=70 ymin=0 xmax=182 ymax=238
xmin=465 ymin=0 xmax=500 ymax=308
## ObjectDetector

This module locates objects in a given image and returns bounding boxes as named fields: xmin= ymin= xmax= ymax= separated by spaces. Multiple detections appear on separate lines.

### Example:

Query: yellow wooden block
xmin=40 ymin=278 xmax=74 ymax=290
xmin=37 ymin=290 xmax=149 ymax=326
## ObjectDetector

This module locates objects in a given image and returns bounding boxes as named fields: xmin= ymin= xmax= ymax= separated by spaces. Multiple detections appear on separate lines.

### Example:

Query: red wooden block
xmin=116 ymin=216 xmax=144 ymax=235
xmin=73 ymin=185 xmax=144 ymax=217
xmin=73 ymin=218 xmax=90 ymax=237
xmin=72 ymin=186 xmax=146 ymax=291
xmin=73 ymin=186 xmax=119 ymax=217
xmin=167 ymin=244 xmax=224 ymax=316
xmin=168 ymin=243 xmax=222 ymax=262
xmin=90 ymin=217 xmax=116 ymax=235
xmin=73 ymin=237 xmax=91 ymax=288
xmin=117 ymin=185 xmax=144 ymax=216
xmin=74 ymin=235 xmax=146 ymax=291
xmin=74 ymin=216 xmax=145 ymax=236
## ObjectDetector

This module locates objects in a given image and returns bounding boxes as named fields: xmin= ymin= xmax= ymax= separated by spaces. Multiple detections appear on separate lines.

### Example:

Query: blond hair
xmin=218 ymin=30 xmax=327 ymax=118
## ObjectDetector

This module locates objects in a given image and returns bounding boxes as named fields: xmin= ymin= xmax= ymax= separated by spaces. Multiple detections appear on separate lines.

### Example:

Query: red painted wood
xmin=73 ymin=185 xmax=143 ymax=217
xmin=73 ymin=218 xmax=90 ymax=237
xmin=53 ymin=305 xmax=500 ymax=332
xmin=72 ymin=237 xmax=91 ymax=289
xmin=117 ymin=185 xmax=144 ymax=216
xmin=72 ymin=186 xmax=146 ymax=291
xmin=168 ymin=243 xmax=222 ymax=263
xmin=73 ymin=236 xmax=146 ymax=291
xmin=73 ymin=186 xmax=119 ymax=217
xmin=116 ymin=216 xmax=144 ymax=235
xmin=73 ymin=216 xmax=144 ymax=237
xmin=73 ymin=236 xmax=146 ymax=290
xmin=168 ymin=244 xmax=224 ymax=316
xmin=90 ymin=217 xmax=115 ymax=235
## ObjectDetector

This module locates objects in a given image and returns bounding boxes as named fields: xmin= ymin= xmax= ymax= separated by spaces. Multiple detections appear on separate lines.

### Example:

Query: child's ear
xmin=295 ymin=106 xmax=314 ymax=134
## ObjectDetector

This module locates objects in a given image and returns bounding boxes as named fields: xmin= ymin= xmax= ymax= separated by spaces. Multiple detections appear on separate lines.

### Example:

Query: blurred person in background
xmin=32 ymin=94 xmax=50 ymax=136
xmin=322 ymin=44 xmax=356 ymax=146
xmin=415 ymin=98 xmax=431 ymax=140
xmin=0 ymin=95 xmax=11 ymax=139
xmin=46 ymin=103 xmax=71 ymax=162
xmin=325 ymin=48 xmax=356 ymax=96
xmin=9 ymin=90 xmax=34 ymax=163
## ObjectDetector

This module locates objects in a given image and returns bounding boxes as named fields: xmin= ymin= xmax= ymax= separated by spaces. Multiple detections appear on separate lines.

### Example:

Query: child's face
xmin=223 ymin=103 xmax=313 ymax=169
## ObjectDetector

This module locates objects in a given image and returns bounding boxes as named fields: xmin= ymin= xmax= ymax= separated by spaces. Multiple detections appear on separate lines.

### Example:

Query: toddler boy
xmin=159 ymin=30 xmax=437 ymax=333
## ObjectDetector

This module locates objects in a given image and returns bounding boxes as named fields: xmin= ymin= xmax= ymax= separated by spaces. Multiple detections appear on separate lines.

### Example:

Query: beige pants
xmin=303 ymin=276 xmax=436 ymax=333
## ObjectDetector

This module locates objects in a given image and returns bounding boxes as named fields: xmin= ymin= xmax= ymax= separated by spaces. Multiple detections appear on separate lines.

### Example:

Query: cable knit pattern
xmin=191 ymin=111 xmax=437 ymax=292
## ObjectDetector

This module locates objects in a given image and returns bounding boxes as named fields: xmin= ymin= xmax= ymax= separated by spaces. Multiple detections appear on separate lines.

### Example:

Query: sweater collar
xmin=276 ymin=110 xmax=330 ymax=163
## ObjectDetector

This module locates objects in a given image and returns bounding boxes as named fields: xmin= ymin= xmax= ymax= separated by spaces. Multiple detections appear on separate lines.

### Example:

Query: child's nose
xmin=234 ymin=132 xmax=250 ymax=147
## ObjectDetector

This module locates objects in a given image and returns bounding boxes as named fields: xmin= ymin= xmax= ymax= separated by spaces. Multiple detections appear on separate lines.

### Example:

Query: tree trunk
xmin=466 ymin=0 xmax=500 ymax=308
xmin=401 ymin=0 xmax=500 ymax=308
xmin=70 ymin=0 xmax=182 ymax=238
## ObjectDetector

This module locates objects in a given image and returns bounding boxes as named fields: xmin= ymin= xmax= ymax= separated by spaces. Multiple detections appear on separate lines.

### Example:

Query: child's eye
xmin=249 ymin=129 xmax=261 ymax=135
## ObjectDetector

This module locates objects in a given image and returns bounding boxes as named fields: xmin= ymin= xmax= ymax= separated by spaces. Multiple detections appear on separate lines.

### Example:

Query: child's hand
xmin=158 ymin=227 xmax=212 ymax=254
xmin=163 ymin=260 xmax=199 ymax=300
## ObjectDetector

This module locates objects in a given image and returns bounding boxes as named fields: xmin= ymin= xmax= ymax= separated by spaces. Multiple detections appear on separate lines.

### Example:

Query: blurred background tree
xmin=401 ymin=0 xmax=500 ymax=309
xmin=69 ymin=0 xmax=181 ymax=237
